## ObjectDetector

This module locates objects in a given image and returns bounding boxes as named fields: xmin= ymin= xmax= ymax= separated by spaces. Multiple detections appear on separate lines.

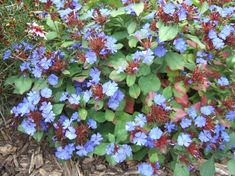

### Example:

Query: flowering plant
xmin=3 ymin=0 xmax=235 ymax=175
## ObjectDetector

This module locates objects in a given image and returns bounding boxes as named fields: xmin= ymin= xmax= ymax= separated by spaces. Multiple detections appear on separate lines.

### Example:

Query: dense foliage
xmin=3 ymin=0 xmax=235 ymax=175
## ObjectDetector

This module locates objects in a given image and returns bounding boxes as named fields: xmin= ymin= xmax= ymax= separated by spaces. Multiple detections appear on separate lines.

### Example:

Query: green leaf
xmin=224 ymin=132 xmax=235 ymax=150
xmin=228 ymin=159 xmax=235 ymax=174
xmin=4 ymin=75 xmax=17 ymax=85
xmin=185 ymin=34 xmax=206 ymax=49
xmin=137 ymin=64 xmax=151 ymax=76
xmin=132 ymin=2 xmax=144 ymax=16
xmin=61 ymin=41 xmax=76 ymax=48
xmin=138 ymin=74 xmax=161 ymax=95
xmin=14 ymin=76 xmax=33 ymax=94
xmin=33 ymin=131 xmax=44 ymax=142
xmin=133 ymin=148 xmax=148 ymax=161
xmin=46 ymin=31 xmax=58 ymax=40
xmin=94 ymin=143 xmax=108 ymax=156
xmin=126 ymin=75 xmax=136 ymax=87
xmin=109 ymin=70 xmax=126 ymax=82
xmin=129 ymin=84 xmax=141 ymax=99
xmin=174 ymin=163 xmax=189 ymax=176
xmin=32 ymin=79 xmax=48 ymax=91
xmin=46 ymin=16 xmax=59 ymax=31
xmin=79 ymin=109 xmax=88 ymax=120
xmin=111 ymin=8 xmax=125 ymax=17
xmin=128 ymin=36 xmax=138 ymax=48
xmin=149 ymin=149 xmax=158 ymax=163
xmin=53 ymin=104 xmax=64 ymax=116
xmin=105 ymin=109 xmax=115 ymax=121
xmin=199 ymin=158 xmax=215 ymax=176
xmin=199 ymin=2 xmax=209 ymax=14
xmin=127 ymin=21 xmax=137 ymax=34
xmin=114 ymin=121 xmax=128 ymax=143
xmin=92 ymin=112 xmax=106 ymax=123
xmin=107 ymin=133 xmax=115 ymax=143
xmin=164 ymin=52 xmax=185 ymax=70
xmin=158 ymin=21 xmax=179 ymax=42
xmin=17 ymin=124 xmax=25 ymax=133
xmin=163 ymin=86 xmax=173 ymax=99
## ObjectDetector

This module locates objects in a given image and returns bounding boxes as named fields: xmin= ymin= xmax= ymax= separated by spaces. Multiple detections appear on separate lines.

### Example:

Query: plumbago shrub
xmin=3 ymin=0 xmax=235 ymax=175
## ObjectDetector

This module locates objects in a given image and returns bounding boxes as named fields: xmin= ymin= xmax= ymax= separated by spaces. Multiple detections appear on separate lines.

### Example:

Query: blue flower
xmin=138 ymin=163 xmax=154 ymax=176
xmin=20 ymin=62 xmax=30 ymax=72
xmin=106 ymin=143 xmax=115 ymax=155
xmin=105 ymin=36 xmax=118 ymax=53
xmin=163 ymin=3 xmax=176 ymax=15
xmin=39 ymin=58 xmax=52 ymax=70
xmin=55 ymin=144 xmax=75 ymax=160
xmin=164 ymin=122 xmax=177 ymax=133
xmin=154 ymin=94 xmax=166 ymax=106
xmin=194 ymin=116 xmax=206 ymax=128
xmin=40 ymin=87 xmax=52 ymax=98
xmin=71 ymin=112 xmax=80 ymax=121
xmin=177 ymin=133 xmax=192 ymax=147
xmin=208 ymin=29 xmax=217 ymax=39
xmin=65 ymin=126 xmax=77 ymax=140
xmin=68 ymin=94 xmax=80 ymax=105
xmin=199 ymin=130 xmax=212 ymax=142
xmin=178 ymin=7 xmax=187 ymax=21
xmin=106 ymin=144 xmax=132 ymax=163
xmin=149 ymin=127 xmax=163 ymax=140
xmin=226 ymin=111 xmax=235 ymax=121
xmin=76 ymin=145 xmax=88 ymax=156
xmin=3 ymin=50 xmax=12 ymax=60
xmin=184 ymin=0 xmax=192 ymax=6
xmin=200 ymin=106 xmax=215 ymax=116
xmin=126 ymin=121 xmax=136 ymax=131
xmin=133 ymin=132 xmax=147 ymax=145
xmin=122 ymin=144 xmax=132 ymax=157
xmin=60 ymin=92 xmax=68 ymax=102
xmin=62 ymin=117 xmax=73 ymax=129
xmin=219 ymin=25 xmax=232 ymax=40
xmin=89 ymin=67 xmax=101 ymax=84
xmin=108 ymin=89 xmax=124 ymax=110
xmin=42 ymin=110 xmax=55 ymax=123
xmin=134 ymin=114 xmax=147 ymax=127
xmin=21 ymin=119 xmax=36 ymax=136
xmin=174 ymin=38 xmax=187 ymax=53
xmin=83 ymin=141 xmax=95 ymax=153
xmin=11 ymin=98 xmax=34 ymax=116
xmin=180 ymin=117 xmax=192 ymax=129
xmin=90 ymin=133 xmax=103 ymax=145
xmin=32 ymin=67 xmax=42 ymax=78
xmin=187 ymin=107 xmax=197 ymax=119
xmin=221 ymin=131 xmax=230 ymax=142
xmin=212 ymin=37 xmax=225 ymax=49
xmin=83 ymin=90 xmax=92 ymax=103
xmin=154 ymin=45 xmax=166 ymax=57
xmin=217 ymin=76 xmax=229 ymax=86
xmin=142 ymin=49 xmax=154 ymax=65
xmin=87 ymin=119 xmax=97 ymax=129
xmin=58 ymin=8 xmax=73 ymax=18
xmin=27 ymin=91 xmax=41 ymax=105
xmin=40 ymin=101 xmax=53 ymax=114
xmin=86 ymin=51 xmax=97 ymax=64
xmin=102 ymin=81 xmax=118 ymax=96
xmin=48 ymin=74 xmax=58 ymax=86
